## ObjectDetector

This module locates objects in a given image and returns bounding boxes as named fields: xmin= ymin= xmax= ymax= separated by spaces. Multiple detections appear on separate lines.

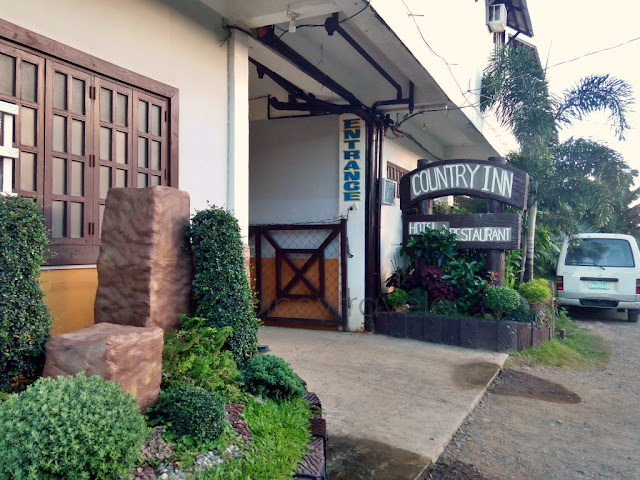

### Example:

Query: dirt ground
xmin=436 ymin=308 xmax=640 ymax=480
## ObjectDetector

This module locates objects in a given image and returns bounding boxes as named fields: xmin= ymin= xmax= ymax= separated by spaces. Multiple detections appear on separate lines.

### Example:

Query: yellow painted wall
xmin=39 ymin=269 xmax=97 ymax=335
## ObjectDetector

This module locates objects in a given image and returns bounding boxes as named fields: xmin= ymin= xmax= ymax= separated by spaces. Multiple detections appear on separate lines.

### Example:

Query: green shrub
xmin=518 ymin=278 xmax=552 ymax=305
xmin=483 ymin=286 xmax=521 ymax=320
xmin=242 ymin=354 xmax=305 ymax=400
xmin=407 ymin=288 xmax=427 ymax=310
xmin=429 ymin=299 xmax=458 ymax=316
xmin=189 ymin=206 xmax=260 ymax=365
xmin=162 ymin=316 xmax=240 ymax=400
xmin=0 ymin=195 xmax=51 ymax=392
xmin=442 ymin=259 xmax=487 ymax=315
xmin=0 ymin=372 xmax=148 ymax=479
xmin=503 ymin=295 xmax=535 ymax=323
xmin=400 ymin=227 xmax=457 ymax=268
xmin=153 ymin=384 xmax=227 ymax=443
xmin=386 ymin=288 xmax=408 ymax=308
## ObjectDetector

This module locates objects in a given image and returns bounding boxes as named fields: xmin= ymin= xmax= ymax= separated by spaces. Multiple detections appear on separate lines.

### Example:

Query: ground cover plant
xmin=0 ymin=195 xmax=51 ymax=392
xmin=193 ymin=397 xmax=312 ymax=480
xmin=511 ymin=309 xmax=612 ymax=369
xmin=0 ymin=372 xmax=148 ymax=480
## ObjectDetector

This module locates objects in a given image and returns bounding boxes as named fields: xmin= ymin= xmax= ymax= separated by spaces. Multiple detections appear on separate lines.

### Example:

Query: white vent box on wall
xmin=488 ymin=3 xmax=507 ymax=33
xmin=381 ymin=179 xmax=396 ymax=206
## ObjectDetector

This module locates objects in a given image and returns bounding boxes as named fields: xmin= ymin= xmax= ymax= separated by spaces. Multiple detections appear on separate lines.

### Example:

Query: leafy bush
xmin=162 ymin=316 xmax=240 ymax=400
xmin=386 ymin=288 xmax=408 ymax=308
xmin=401 ymin=227 xmax=457 ymax=268
xmin=418 ymin=265 xmax=457 ymax=306
xmin=518 ymin=278 xmax=552 ymax=305
xmin=442 ymin=260 xmax=487 ymax=315
xmin=189 ymin=206 xmax=260 ymax=365
xmin=0 ymin=372 xmax=148 ymax=479
xmin=242 ymin=354 xmax=305 ymax=400
xmin=505 ymin=295 xmax=536 ymax=323
xmin=429 ymin=299 xmax=458 ymax=316
xmin=407 ymin=288 xmax=427 ymax=311
xmin=0 ymin=195 xmax=51 ymax=392
xmin=153 ymin=384 xmax=227 ymax=443
xmin=483 ymin=286 xmax=521 ymax=320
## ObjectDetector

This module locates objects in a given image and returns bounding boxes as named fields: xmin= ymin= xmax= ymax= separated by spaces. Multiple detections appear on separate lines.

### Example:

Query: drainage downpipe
xmin=365 ymin=119 xmax=383 ymax=326
xmin=375 ymin=121 xmax=384 ymax=307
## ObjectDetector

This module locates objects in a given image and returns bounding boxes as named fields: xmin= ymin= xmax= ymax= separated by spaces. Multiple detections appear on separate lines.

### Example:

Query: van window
xmin=565 ymin=238 xmax=635 ymax=268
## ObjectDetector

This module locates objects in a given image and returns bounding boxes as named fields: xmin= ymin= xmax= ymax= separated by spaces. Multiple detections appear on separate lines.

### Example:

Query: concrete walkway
xmin=259 ymin=327 xmax=508 ymax=476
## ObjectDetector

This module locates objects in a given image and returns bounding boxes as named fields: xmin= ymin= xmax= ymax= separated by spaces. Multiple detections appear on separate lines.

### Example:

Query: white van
xmin=556 ymin=233 xmax=640 ymax=322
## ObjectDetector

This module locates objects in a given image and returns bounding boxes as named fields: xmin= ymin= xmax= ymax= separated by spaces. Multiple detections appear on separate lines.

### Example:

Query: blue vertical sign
xmin=342 ymin=118 xmax=362 ymax=201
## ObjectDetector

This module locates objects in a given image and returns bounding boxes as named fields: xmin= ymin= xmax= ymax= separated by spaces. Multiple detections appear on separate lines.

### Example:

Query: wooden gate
xmin=249 ymin=220 xmax=348 ymax=330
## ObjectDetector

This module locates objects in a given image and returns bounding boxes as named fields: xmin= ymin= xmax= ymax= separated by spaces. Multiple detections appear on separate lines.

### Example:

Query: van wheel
xmin=628 ymin=312 xmax=639 ymax=323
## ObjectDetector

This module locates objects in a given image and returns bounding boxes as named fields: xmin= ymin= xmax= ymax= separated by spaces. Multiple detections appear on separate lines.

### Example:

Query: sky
xmin=528 ymin=1 xmax=640 ymax=185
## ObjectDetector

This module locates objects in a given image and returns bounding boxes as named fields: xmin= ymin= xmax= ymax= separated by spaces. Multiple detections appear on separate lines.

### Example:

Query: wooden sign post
xmin=400 ymin=157 xmax=529 ymax=285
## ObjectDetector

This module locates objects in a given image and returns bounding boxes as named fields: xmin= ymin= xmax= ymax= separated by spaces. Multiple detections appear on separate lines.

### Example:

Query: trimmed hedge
xmin=0 ymin=372 xmax=148 ymax=479
xmin=153 ymin=384 xmax=227 ymax=443
xmin=242 ymin=354 xmax=306 ymax=400
xmin=188 ymin=206 xmax=259 ymax=365
xmin=0 ymin=195 xmax=51 ymax=392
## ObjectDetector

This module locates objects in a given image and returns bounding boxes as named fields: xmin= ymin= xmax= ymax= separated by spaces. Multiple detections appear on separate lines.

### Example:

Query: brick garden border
xmin=372 ymin=313 xmax=551 ymax=352
xmin=295 ymin=392 xmax=327 ymax=480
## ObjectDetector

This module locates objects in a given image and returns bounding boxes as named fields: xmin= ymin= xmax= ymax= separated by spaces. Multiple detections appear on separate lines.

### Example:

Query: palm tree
xmin=481 ymin=45 xmax=634 ymax=281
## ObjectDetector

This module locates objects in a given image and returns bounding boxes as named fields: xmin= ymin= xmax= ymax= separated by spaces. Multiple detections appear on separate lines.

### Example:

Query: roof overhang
xmin=200 ymin=0 xmax=504 ymax=159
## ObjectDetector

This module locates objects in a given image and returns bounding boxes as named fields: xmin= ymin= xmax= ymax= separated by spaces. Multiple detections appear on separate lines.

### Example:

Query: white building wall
xmin=0 ymin=0 xmax=230 ymax=213
xmin=380 ymin=136 xmax=424 ymax=291
xmin=249 ymin=116 xmax=339 ymax=224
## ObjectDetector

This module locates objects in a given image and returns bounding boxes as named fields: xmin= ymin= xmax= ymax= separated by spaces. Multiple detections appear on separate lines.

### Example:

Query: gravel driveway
xmin=440 ymin=308 xmax=640 ymax=480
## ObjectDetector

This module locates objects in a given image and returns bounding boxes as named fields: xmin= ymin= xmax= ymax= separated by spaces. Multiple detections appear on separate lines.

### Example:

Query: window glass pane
xmin=565 ymin=238 xmax=635 ymax=268
xmin=20 ymin=106 xmax=36 ymax=147
xmin=71 ymin=119 xmax=85 ymax=156
xmin=0 ymin=53 xmax=15 ymax=96
xmin=19 ymin=151 xmax=36 ymax=191
xmin=115 ymin=168 xmax=127 ymax=188
xmin=71 ymin=160 xmax=84 ymax=197
xmin=71 ymin=78 xmax=85 ymax=115
xmin=116 ymin=93 xmax=128 ymax=126
xmin=53 ymin=115 xmax=67 ymax=153
xmin=100 ymin=127 xmax=111 ymax=161
xmin=53 ymin=72 xmax=67 ymax=110
xmin=151 ymin=105 xmax=161 ymax=136
xmin=51 ymin=200 xmax=66 ymax=238
xmin=150 ymin=175 xmax=161 ymax=186
xmin=99 ymin=204 xmax=105 ymax=238
xmin=150 ymin=140 xmax=160 ymax=170
xmin=100 ymin=88 xmax=112 ymax=123
xmin=137 ymin=137 xmax=148 ymax=168
xmin=138 ymin=100 xmax=148 ymax=132
xmin=52 ymin=157 xmax=67 ymax=195
xmin=70 ymin=202 xmax=83 ymax=238
xmin=21 ymin=61 xmax=37 ymax=102
xmin=138 ymin=173 xmax=148 ymax=187
xmin=116 ymin=131 xmax=127 ymax=164
xmin=100 ymin=166 xmax=111 ymax=199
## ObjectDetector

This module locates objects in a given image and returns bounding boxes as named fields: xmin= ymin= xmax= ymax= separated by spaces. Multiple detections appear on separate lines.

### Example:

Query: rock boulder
xmin=43 ymin=323 xmax=164 ymax=412
xmin=94 ymin=186 xmax=192 ymax=331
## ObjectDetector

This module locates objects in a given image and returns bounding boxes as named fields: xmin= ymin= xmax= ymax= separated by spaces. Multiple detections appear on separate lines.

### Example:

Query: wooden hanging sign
xmin=403 ymin=213 xmax=521 ymax=250
xmin=399 ymin=159 xmax=529 ymax=210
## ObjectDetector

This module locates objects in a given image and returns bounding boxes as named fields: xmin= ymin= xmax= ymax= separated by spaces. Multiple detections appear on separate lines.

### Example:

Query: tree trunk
xmin=523 ymin=198 xmax=538 ymax=282
xmin=520 ymin=210 xmax=528 ymax=284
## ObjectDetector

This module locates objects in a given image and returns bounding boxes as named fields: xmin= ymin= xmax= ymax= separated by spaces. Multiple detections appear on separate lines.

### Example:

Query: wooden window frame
xmin=386 ymin=162 xmax=408 ymax=198
xmin=0 ymin=18 xmax=179 ymax=266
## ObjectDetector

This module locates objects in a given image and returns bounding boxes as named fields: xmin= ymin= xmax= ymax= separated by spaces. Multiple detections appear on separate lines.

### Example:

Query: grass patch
xmin=195 ymin=396 xmax=312 ymax=480
xmin=510 ymin=310 xmax=612 ymax=369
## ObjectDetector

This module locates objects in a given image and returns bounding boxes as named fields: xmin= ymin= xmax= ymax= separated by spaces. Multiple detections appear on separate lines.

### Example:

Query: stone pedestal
xmin=94 ymin=186 xmax=192 ymax=331
xmin=43 ymin=323 xmax=164 ymax=412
